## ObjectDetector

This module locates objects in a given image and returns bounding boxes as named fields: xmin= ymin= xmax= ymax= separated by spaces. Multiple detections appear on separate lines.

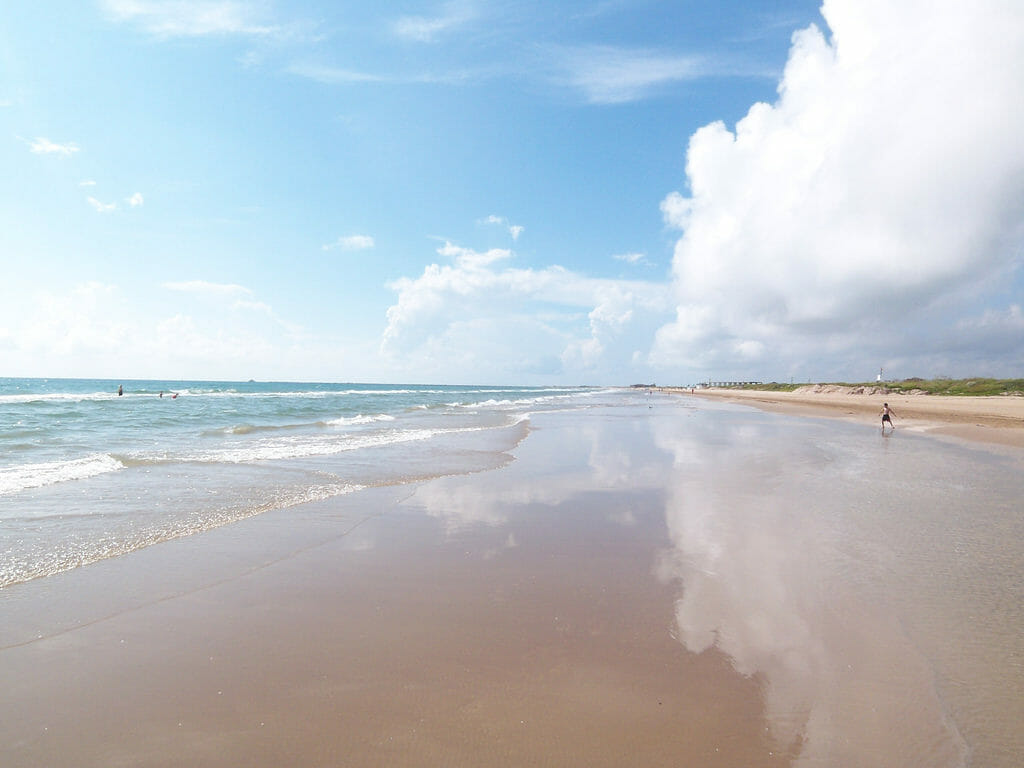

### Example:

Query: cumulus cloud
xmin=322 ymin=234 xmax=375 ymax=251
xmin=12 ymin=282 xmax=131 ymax=359
xmin=652 ymin=0 xmax=1024 ymax=380
xmin=437 ymin=241 xmax=511 ymax=269
xmin=382 ymin=240 xmax=669 ymax=380
xmin=29 ymin=137 xmax=79 ymax=156
xmin=127 ymin=192 xmax=144 ymax=207
xmin=482 ymin=214 xmax=524 ymax=241
xmin=87 ymin=197 xmax=117 ymax=213
xmin=161 ymin=280 xmax=299 ymax=330
xmin=1 ymin=278 xmax=320 ymax=380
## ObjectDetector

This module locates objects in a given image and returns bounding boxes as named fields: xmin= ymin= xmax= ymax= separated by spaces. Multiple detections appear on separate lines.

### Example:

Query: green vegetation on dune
xmin=733 ymin=382 xmax=802 ymax=392
xmin=731 ymin=378 xmax=1024 ymax=396
xmin=873 ymin=378 xmax=1024 ymax=396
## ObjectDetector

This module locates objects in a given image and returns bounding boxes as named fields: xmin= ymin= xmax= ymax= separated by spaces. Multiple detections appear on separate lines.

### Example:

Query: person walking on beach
xmin=881 ymin=402 xmax=895 ymax=432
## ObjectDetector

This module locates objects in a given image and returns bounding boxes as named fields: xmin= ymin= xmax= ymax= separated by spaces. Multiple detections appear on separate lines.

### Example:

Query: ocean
xmin=0 ymin=377 xmax=610 ymax=587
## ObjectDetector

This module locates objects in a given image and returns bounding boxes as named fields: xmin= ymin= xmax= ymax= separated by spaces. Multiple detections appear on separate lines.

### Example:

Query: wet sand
xmin=0 ymin=404 xmax=794 ymax=768
xmin=1 ymin=502 xmax=776 ymax=767
xmin=2 ymin=396 xmax=1021 ymax=767
xmin=665 ymin=386 xmax=1024 ymax=448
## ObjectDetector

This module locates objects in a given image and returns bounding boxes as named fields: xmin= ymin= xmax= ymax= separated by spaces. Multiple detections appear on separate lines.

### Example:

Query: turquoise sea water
xmin=0 ymin=377 xmax=608 ymax=587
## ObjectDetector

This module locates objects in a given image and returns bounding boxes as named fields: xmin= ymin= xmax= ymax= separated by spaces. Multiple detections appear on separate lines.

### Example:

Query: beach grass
xmin=728 ymin=378 xmax=1024 ymax=396
xmin=730 ymin=382 xmax=803 ymax=392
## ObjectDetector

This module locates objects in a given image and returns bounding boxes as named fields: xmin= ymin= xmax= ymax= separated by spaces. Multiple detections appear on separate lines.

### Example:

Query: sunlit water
xmin=0 ymin=378 xmax=603 ymax=587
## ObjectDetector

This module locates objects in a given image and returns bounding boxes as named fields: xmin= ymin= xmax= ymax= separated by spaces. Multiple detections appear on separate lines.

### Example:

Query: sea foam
xmin=0 ymin=454 xmax=125 ymax=496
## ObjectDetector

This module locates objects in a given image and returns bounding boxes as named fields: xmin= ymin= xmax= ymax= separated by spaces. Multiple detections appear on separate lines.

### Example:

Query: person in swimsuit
xmin=881 ymin=402 xmax=895 ymax=431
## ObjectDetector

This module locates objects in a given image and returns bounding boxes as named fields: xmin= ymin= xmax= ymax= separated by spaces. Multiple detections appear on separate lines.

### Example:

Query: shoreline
xmin=0 ymin=403 xmax=793 ymax=768
xmin=659 ymin=387 xmax=1024 ymax=449
xmin=3 ymin=395 xmax=1020 ymax=766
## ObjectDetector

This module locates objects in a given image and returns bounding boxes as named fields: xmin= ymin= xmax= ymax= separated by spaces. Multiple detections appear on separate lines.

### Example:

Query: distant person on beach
xmin=881 ymin=402 xmax=895 ymax=431
xmin=118 ymin=385 xmax=123 ymax=397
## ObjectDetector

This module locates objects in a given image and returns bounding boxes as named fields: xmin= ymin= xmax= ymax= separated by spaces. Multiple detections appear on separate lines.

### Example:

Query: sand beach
xmin=2 ymin=392 xmax=1021 ymax=767
xmin=664 ymin=385 xmax=1024 ymax=449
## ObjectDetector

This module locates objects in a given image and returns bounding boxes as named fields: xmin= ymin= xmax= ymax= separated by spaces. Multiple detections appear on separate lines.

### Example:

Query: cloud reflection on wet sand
xmin=405 ymin=395 xmax=1020 ymax=765
xmin=652 ymin=410 xmax=969 ymax=767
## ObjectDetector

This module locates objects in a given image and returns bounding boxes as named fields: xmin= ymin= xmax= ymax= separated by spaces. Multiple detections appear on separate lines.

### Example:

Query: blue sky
xmin=2 ymin=0 xmax=1022 ymax=385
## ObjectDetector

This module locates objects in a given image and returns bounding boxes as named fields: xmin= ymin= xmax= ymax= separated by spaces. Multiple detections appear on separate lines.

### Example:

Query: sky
xmin=1 ymin=0 xmax=1022 ymax=386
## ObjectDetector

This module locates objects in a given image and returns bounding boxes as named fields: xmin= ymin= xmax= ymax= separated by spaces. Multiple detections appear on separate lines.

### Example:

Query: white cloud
xmin=287 ymin=61 xmax=472 ymax=88
xmin=652 ymin=0 xmax=1024 ymax=380
xmin=1 ymin=280 xmax=326 ymax=381
xmin=232 ymin=298 xmax=272 ymax=314
xmin=87 ymin=197 xmax=117 ymax=213
xmin=436 ymin=241 xmax=511 ymax=269
xmin=322 ymin=234 xmax=375 ymax=251
xmin=393 ymin=1 xmax=477 ymax=43
xmin=161 ymin=280 xmax=300 ymax=332
xmin=155 ymin=313 xmax=240 ymax=358
xmin=556 ymin=46 xmax=708 ymax=104
xmin=652 ymin=416 xmax=969 ymax=763
xmin=79 ymin=179 xmax=97 ymax=187
xmin=29 ymin=137 xmax=79 ymax=156
xmin=482 ymin=214 xmax=524 ymax=241
xmin=85 ymin=192 xmax=142 ymax=214
xmin=959 ymin=304 xmax=1023 ymax=334
xmin=381 ymin=240 xmax=670 ymax=381
xmin=613 ymin=252 xmax=648 ymax=265
xmin=935 ymin=304 xmax=1024 ymax=368
xmin=101 ymin=0 xmax=276 ymax=37
xmin=15 ymin=282 xmax=130 ymax=356
xmin=164 ymin=280 xmax=252 ymax=298
xmin=286 ymin=63 xmax=385 ymax=85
